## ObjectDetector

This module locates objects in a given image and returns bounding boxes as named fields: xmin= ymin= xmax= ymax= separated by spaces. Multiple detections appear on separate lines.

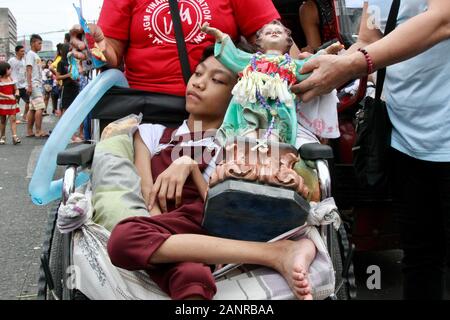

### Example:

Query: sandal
xmin=12 ymin=135 xmax=21 ymax=145
xmin=0 ymin=136 xmax=5 ymax=145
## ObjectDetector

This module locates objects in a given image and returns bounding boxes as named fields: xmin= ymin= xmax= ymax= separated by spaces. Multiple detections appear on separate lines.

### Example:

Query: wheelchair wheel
xmin=47 ymin=225 xmax=64 ymax=300
xmin=331 ymin=224 xmax=355 ymax=300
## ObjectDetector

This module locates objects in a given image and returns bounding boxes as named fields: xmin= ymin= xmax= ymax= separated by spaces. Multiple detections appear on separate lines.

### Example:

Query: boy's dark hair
xmin=15 ymin=45 xmax=24 ymax=53
xmin=0 ymin=62 xmax=11 ymax=77
xmin=199 ymin=45 xmax=215 ymax=63
xmin=30 ymin=34 xmax=43 ymax=45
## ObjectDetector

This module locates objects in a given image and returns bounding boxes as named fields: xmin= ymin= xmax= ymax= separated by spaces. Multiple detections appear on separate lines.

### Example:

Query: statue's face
xmin=258 ymin=24 xmax=290 ymax=53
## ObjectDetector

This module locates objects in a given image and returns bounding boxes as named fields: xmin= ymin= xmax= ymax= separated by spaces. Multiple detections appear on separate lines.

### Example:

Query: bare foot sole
xmin=277 ymin=239 xmax=316 ymax=300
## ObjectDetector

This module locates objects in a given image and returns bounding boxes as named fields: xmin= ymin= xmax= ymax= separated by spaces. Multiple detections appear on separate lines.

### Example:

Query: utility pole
xmin=79 ymin=0 xmax=83 ymax=14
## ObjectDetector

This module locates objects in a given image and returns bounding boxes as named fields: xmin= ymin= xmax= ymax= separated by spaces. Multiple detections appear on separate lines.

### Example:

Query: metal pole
xmin=79 ymin=0 xmax=83 ymax=14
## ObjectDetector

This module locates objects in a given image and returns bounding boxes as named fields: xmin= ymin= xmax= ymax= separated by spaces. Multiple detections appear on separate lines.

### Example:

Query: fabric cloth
xmin=25 ymin=50 xmax=42 ymax=87
xmin=297 ymin=90 xmax=340 ymax=139
xmin=51 ymin=56 xmax=63 ymax=86
xmin=7 ymin=56 xmax=27 ymax=89
xmin=29 ymin=85 xmax=45 ymax=111
xmin=0 ymin=81 xmax=20 ymax=116
xmin=391 ymin=148 xmax=450 ymax=299
xmin=138 ymin=120 xmax=220 ymax=182
xmin=73 ymin=220 xmax=335 ymax=300
xmin=313 ymin=0 xmax=340 ymax=43
xmin=97 ymin=0 xmax=280 ymax=96
xmin=368 ymin=0 xmax=450 ymax=162
xmin=307 ymin=197 xmax=341 ymax=230
xmin=57 ymin=59 xmax=80 ymax=110
xmin=108 ymin=127 xmax=218 ymax=300
xmin=17 ymin=88 xmax=30 ymax=104
xmin=91 ymin=134 xmax=150 ymax=231
xmin=57 ymin=191 xmax=92 ymax=233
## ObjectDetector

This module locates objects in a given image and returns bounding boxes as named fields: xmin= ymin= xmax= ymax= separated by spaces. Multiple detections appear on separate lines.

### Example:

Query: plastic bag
xmin=100 ymin=113 xmax=143 ymax=141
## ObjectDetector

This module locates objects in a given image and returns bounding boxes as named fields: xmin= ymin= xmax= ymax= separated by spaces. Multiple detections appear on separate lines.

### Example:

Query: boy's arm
xmin=149 ymin=156 xmax=208 ymax=212
xmin=190 ymin=162 xmax=209 ymax=201
xmin=133 ymin=131 xmax=155 ymax=209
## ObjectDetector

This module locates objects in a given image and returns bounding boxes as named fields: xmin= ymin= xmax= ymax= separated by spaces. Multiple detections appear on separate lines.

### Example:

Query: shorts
xmin=29 ymin=85 xmax=46 ymax=111
xmin=17 ymin=88 xmax=30 ymax=104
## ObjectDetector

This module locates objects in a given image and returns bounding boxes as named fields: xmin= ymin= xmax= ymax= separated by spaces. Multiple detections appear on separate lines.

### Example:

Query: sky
xmin=0 ymin=0 xmax=103 ymax=50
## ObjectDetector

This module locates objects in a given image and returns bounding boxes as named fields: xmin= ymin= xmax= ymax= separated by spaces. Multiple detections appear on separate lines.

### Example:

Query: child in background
xmin=0 ymin=62 xmax=21 ymax=145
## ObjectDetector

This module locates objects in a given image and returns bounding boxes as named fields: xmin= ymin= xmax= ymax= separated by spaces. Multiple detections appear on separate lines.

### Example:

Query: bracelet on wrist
xmin=358 ymin=48 xmax=374 ymax=75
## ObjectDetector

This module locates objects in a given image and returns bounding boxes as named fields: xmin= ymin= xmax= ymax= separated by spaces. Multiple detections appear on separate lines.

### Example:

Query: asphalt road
xmin=0 ymin=103 xmax=57 ymax=300
xmin=0 ymin=102 xmax=445 ymax=300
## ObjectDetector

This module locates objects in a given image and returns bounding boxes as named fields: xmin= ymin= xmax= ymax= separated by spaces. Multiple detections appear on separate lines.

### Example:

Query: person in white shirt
xmin=8 ymin=45 xmax=29 ymax=124
xmin=25 ymin=34 xmax=49 ymax=138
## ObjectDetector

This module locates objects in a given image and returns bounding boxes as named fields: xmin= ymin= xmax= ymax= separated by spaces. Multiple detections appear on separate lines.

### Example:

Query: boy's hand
xmin=149 ymin=156 xmax=196 ymax=212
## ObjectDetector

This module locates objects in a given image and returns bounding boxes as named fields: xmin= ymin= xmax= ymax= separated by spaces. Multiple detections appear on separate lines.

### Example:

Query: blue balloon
xmin=29 ymin=69 xmax=129 ymax=205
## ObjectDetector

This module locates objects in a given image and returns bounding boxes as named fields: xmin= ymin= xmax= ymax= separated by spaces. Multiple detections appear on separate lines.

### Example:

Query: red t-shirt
xmin=98 ymin=0 xmax=280 ymax=96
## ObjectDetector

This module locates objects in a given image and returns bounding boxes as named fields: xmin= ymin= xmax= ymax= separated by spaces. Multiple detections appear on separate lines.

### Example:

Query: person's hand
xmin=300 ymin=45 xmax=315 ymax=54
xmin=298 ymin=51 xmax=313 ymax=60
xmin=149 ymin=156 xmax=197 ymax=212
xmin=292 ymin=54 xmax=359 ymax=102
xmin=142 ymin=186 xmax=163 ymax=215
xmin=7 ymin=94 xmax=15 ymax=100
xmin=26 ymin=85 xmax=32 ymax=96
xmin=200 ymin=22 xmax=225 ymax=42
xmin=70 ymin=23 xmax=107 ymax=61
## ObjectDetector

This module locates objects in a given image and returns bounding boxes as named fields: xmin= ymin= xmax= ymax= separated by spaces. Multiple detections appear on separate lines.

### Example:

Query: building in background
xmin=0 ymin=8 xmax=17 ymax=61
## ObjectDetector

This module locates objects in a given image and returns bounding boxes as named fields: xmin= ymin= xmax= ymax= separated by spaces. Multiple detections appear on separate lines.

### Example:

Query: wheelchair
xmin=31 ymin=71 xmax=355 ymax=300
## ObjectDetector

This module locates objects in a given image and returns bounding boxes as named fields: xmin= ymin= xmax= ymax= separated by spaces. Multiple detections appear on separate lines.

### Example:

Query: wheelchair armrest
xmin=299 ymin=143 xmax=334 ymax=161
xmin=57 ymin=143 xmax=96 ymax=167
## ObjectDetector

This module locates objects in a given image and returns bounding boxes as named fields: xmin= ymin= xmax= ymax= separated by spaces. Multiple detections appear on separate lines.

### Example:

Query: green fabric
xmin=293 ymin=159 xmax=319 ymax=202
xmin=91 ymin=134 xmax=149 ymax=231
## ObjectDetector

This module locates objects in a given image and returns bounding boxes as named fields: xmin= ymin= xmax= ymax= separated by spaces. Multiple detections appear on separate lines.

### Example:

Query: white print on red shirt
xmin=143 ymin=0 xmax=212 ymax=45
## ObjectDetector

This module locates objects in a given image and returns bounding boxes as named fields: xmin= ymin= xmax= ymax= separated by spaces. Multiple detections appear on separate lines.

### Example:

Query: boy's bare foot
xmin=275 ymin=239 xmax=316 ymax=300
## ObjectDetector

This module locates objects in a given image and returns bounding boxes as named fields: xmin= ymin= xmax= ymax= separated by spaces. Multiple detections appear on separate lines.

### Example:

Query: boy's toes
xmin=294 ymin=279 xmax=309 ymax=289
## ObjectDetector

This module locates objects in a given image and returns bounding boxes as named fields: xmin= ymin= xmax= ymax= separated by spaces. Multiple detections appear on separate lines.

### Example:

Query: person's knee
xmin=107 ymin=218 xmax=164 ymax=270
xmin=107 ymin=221 xmax=138 ymax=268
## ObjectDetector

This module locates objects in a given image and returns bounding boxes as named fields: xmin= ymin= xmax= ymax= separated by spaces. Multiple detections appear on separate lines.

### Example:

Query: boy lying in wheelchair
xmin=105 ymin=45 xmax=319 ymax=300
xmin=79 ymin=39 xmax=339 ymax=300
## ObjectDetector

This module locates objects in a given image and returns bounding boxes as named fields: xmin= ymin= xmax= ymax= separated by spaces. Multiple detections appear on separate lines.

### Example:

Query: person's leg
xmin=34 ymin=109 xmax=44 ymax=135
xmin=26 ymin=109 xmax=35 ymax=136
xmin=51 ymin=92 xmax=58 ymax=114
xmin=108 ymin=210 xmax=316 ymax=300
xmin=108 ymin=215 xmax=217 ymax=300
xmin=0 ymin=115 xmax=6 ymax=143
xmin=392 ymin=149 xmax=446 ymax=299
xmin=31 ymin=87 xmax=48 ymax=137
xmin=435 ymin=161 xmax=450 ymax=296
xmin=150 ymin=234 xmax=316 ymax=300
xmin=9 ymin=114 xmax=20 ymax=144
xmin=23 ymin=102 xmax=29 ymax=122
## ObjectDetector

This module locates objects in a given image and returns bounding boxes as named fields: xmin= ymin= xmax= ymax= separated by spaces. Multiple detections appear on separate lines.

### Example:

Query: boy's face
xmin=185 ymin=56 xmax=237 ymax=121
xmin=32 ymin=40 xmax=42 ymax=52
xmin=16 ymin=48 xmax=25 ymax=59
